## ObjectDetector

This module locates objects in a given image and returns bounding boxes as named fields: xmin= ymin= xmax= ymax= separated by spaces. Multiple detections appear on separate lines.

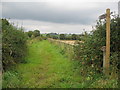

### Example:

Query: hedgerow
xmin=2 ymin=19 xmax=27 ymax=70
xmin=74 ymin=16 xmax=120 ymax=74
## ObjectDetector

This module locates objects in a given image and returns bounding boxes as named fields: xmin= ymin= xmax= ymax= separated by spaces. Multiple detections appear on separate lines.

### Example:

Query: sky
xmin=1 ymin=0 xmax=119 ymax=34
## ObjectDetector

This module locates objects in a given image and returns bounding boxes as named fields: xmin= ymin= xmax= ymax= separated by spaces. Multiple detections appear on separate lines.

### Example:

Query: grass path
xmin=20 ymin=40 xmax=84 ymax=88
xmin=3 ymin=40 xmax=117 ymax=88
xmin=3 ymin=40 xmax=84 ymax=88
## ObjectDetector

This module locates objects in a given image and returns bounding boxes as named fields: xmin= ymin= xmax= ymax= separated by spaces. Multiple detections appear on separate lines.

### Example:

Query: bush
xmin=2 ymin=19 xmax=27 ymax=70
xmin=74 ymin=16 xmax=120 ymax=73
xmin=33 ymin=30 xmax=40 ymax=37
xmin=27 ymin=31 xmax=33 ymax=38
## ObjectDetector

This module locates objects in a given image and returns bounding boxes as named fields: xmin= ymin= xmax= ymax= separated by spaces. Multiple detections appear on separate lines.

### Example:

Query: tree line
xmin=46 ymin=33 xmax=84 ymax=40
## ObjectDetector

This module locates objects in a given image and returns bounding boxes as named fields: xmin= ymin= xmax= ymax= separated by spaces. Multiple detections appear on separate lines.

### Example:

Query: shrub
xmin=2 ymin=19 xmax=27 ymax=70
xmin=74 ymin=16 xmax=120 ymax=73
xmin=33 ymin=30 xmax=40 ymax=37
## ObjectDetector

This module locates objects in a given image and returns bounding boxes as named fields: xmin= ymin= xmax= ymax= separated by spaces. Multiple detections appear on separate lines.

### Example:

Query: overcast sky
xmin=1 ymin=0 xmax=119 ymax=34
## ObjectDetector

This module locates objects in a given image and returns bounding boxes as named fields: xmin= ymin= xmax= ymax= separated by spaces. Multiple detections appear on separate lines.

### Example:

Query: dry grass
xmin=48 ymin=38 xmax=83 ymax=45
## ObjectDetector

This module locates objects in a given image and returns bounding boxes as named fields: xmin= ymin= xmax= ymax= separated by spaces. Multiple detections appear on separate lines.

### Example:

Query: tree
xmin=33 ymin=30 xmax=40 ymax=37
xmin=46 ymin=34 xmax=51 ymax=38
xmin=60 ymin=34 xmax=65 ymax=40
xmin=71 ymin=34 xmax=77 ymax=40
xmin=27 ymin=31 xmax=33 ymax=38
xmin=66 ymin=35 xmax=72 ymax=40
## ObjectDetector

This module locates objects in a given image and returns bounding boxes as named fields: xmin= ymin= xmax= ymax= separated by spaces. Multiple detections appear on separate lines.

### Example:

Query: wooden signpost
xmin=100 ymin=8 xmax=110 ymax=76
xmin=105 ymin=9 xmax=110 ymax=75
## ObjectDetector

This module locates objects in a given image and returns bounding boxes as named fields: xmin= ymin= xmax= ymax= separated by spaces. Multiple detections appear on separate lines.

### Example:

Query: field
xmin=55 ymin=40 xmax=76 ymax=45
xmin=48 ymin=38 xmax=83 ymax=46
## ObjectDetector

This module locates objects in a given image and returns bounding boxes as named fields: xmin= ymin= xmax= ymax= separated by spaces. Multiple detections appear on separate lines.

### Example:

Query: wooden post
xmin=105 ymin=8 xmax=110 ymax=75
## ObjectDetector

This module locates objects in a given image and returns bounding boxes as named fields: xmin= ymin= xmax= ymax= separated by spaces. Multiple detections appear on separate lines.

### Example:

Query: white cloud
xmin=2 ymin=1 xmax=118 ymax=33
xmin=47 ymin=2 xmax=100 ymax=11
xmin=1 ymin=0 xmax=120 ymax=2
xmin=2 ymin=2 xmax=118 ymax=24
xmin=9 ymin=19 xmax=92 ymax=34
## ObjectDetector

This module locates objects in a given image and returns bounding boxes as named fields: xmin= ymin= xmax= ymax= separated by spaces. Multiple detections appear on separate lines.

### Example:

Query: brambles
xmin=74 ymin=16 xmax=120 ymax=75
xmin=2 ymin=19 xmax=27 ymax=70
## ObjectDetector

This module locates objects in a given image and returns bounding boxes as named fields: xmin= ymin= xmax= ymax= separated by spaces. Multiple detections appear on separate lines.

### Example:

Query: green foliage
xmin=27 ymin=31 xmax=33 ymax=38
xmin=33 ymin=30 xmax=40 ymax=37
xmin=46 ymin=34 xmax=51 ymax=38
xmin=74 ymin=16 xmax=120 ymax=73
xmin=2 ymin=19 xmax=27 ymax=70
xmin=60 ymin=34 xmax=65 ymax=40
xmin=110 ymin=17 xmax=120 ymax=52
xmin=52 ymin=35 xmax=59 ymax=39
xmin=2 ymin=71 xmax=22 ymax=88
xmin=71 ymin=34 xmax=78 ymax=40
xmin=46 ymin=33 xmax=59 ymax=39
xmin=40 ymin=35 xmax=47 ymax=40
xmin=65 ymin=35 xmax=72 ymax=40
xmin=45 ymin=33 xmax=83 ymax=40
xmin=26 ymin=30 xmax=40 ymax=38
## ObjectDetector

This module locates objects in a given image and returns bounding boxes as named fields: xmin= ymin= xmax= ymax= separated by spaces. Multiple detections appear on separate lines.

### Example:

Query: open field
xmin=56 ymin=40 xmax=76 ymax=45
xmin=48 ymin=38 xmax=83 ymax=45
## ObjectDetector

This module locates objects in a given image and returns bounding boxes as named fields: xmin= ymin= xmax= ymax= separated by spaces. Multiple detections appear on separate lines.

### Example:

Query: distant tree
xmin=27 ymin=31 xmax=33 ymax=38
xmin=60 ymin=34 xmax=65 ymax=40
xmin=66 ymin=35 xmax=72 ymax=40
xmin=71 ymin=34 xmax=77 ymax=40
xmin=33 ymin=30 xmax=40 ymax=37
xmin=52 ymin=35 xmax=58 ymax=39
xmin=46 ymin=34 xmax=51 ymax=38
